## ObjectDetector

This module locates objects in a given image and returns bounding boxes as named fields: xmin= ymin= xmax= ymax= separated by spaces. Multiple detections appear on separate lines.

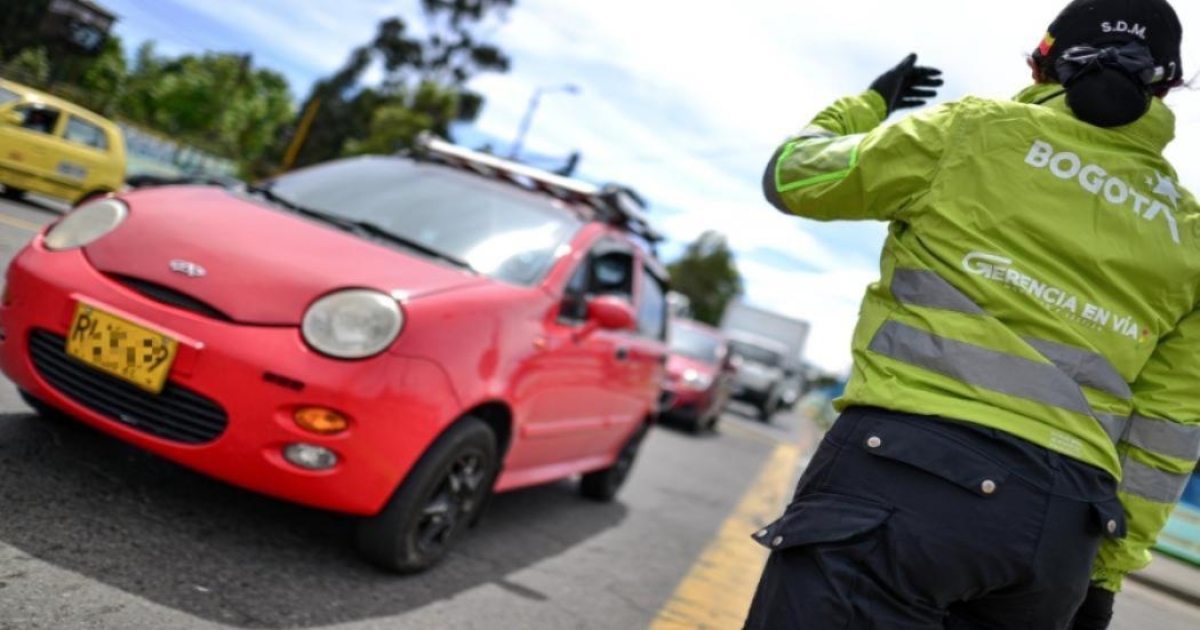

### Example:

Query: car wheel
xmin=757 ymin=398 xmax=778 ymax=422
xmin=2 ymin=186 xmax=25 ymax=200
xmin=705 ymin=411 xmax=720 ymax=432
xmin=580 ymin=424 xmax=647 ymax=502
xmin=355 ymin=417 xmax=498 ymax=574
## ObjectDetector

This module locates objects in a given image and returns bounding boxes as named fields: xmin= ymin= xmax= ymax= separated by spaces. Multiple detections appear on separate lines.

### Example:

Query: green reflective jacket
xmin=767 ymin=85 xmax=1200 ymax=591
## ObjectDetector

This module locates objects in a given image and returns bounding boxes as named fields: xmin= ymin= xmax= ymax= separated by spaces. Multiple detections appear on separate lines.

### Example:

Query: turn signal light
xmin=294 ymin=407 xmax=349 ymax=435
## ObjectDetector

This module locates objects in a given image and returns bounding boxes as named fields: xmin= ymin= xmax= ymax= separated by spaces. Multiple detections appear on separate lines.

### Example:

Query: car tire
xmin=705 ymin=412 xmax=720 ymax=432
xmin=354 ymin=417 xmax=498 ymax=574
xmin=757 ymin=397 xmax=779 ymax=422
xmin=580 ymin=423 xmax=647 ymax=502
xmin=2 ymin=186 xmax=25 ymax=200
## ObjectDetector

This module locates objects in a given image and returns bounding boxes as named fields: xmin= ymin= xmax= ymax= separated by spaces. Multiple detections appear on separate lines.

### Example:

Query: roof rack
xmin=412 ymin=132 xmax=664 ymax=245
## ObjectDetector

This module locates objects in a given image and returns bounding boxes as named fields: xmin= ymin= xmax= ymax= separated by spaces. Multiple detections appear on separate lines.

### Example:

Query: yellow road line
xmin=0 ymin=213 xmax=43 ymax=232
xmin=649 ymin=441 xmax=802 ymax=630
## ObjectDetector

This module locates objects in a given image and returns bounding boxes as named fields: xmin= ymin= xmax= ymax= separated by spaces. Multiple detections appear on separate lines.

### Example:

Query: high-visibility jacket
xmin=766 ymin=83 xmax=1200 ymax=591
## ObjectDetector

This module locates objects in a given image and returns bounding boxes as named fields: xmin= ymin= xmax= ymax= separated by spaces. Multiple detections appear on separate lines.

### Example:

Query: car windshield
xmin=729 ymin=340 xmax=782 ymax=368
xmin=669 ymin=325 xmax=723 ymax=365
xmin=266 ymin=157 xmax=583 ymax=286
xmin=0 ymin=86 xmax=19 ymax=106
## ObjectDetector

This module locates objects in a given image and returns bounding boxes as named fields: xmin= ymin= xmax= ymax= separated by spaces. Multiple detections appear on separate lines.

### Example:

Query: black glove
xmin=868 ymin=53 xmax=943 ymax=115
xmin=1070 ymin=585 xmax=1115 ymax=630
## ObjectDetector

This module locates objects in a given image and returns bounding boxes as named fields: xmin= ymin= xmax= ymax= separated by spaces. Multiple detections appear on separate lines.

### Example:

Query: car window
xmin=636 ymin=265 xmax=668 ymax=341
xmin=14 ymin=104 xmax=61 ymax=136
xmin=0 ymin=86 xmax=19 ymax=106
xmin=729 ymin=340 xmax=782 ymax=367
xmin=63 ymin=116 xmax=109 ymax=151
xmin=559 ymin=243 xmax=635 ymax=324
xmin=670 ymin=324 xmax=724 ymax=364
xmin=268 ymin=157 xmax=583 ymax=286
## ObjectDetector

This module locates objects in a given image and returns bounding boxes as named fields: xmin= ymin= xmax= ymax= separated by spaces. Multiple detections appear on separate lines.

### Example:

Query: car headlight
xmin=301 ymin=289 xmax=404 ymax=359
xmin=682 ymin=368 xmax=713 ymax=390
xmin=43 ymin=198 xmax=128 ymax=251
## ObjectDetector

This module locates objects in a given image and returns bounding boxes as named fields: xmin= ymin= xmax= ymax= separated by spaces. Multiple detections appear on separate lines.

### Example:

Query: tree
xmin=1 ymin=47 xmax=51 ymax=85
xmin=342 ymin=81 xmax=458 ymax=156
xmin=666 ymin=231 xmax=745 ymax=326
xmin=118 ymin=45 xmax=293 ymax=163
xmin=283 ymin=1 xmax=514 ymax=169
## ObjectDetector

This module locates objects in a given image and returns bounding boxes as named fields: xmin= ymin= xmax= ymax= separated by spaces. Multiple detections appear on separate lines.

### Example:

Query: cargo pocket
xmin=857 ymin=420 xmax=1014 ymax=498
xmin=752 ymin=492 xmax=894 ymax=552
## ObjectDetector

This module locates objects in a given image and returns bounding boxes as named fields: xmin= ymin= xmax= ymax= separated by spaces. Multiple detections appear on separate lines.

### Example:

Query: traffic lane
xmin=0 ymin=404 xmax=788 ymax=628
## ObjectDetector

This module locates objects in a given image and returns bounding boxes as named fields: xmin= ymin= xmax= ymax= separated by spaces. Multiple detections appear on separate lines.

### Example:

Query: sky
xmin=98 ymin=0 xmax=1200 ymax=375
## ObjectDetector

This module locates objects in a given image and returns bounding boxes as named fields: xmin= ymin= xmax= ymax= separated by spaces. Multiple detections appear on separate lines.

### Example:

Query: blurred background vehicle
xmin=659 ymin=317 xmax=736 ymax=433
xmin=0 ymin=77 xmax=126 ymax=206
xmin=720 ymin=300 xmax=810 ymax=421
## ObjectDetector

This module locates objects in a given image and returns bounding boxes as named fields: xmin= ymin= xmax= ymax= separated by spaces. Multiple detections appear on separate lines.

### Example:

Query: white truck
xmin=720 ymin=300 xmax=811 ymax=421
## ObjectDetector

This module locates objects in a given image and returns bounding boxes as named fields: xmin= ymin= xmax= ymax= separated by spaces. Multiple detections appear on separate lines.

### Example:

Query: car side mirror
xmin=584 ymin=295 xmax=636 ymax=333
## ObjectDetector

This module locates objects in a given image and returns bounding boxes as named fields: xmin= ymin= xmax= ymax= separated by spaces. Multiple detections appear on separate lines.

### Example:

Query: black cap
xmin=1034 ymin=0 xmax=1183 ymax=86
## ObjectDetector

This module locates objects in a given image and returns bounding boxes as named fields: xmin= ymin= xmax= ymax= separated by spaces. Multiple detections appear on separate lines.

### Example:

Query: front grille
xmin=108 ymin=275 xmax=230 ymax=321
xmin=29 ymin=330 xmax=229 ymax=444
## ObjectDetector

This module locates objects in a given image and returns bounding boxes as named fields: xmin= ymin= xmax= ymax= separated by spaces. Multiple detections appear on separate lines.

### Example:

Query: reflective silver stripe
xmin=868 ymin=321 xmax=1092 ymax=416
xmin=1096 ymin=413 xmax=1131 ymax=443
xmin=1023 ymin=338 xmax=1132 ymax=400
xmin=891 ymin=269 xmax=985 ymax=314
xmin=1120 ymin=457 xmax=1193 ymax=503
xmin=1125 ymin=415 xmax=1200 ymax=462
xmin=796 ymin=126 xmax=837 ymax=139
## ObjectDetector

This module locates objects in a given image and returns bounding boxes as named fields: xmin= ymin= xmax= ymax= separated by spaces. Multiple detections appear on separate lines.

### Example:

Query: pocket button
xmin=772 ymin=536 xmax=784 ymax=547
xmin=981 ymin=479 xmax=997 ymax=495
xmin=1106 ymin=519 xmax=1117 ymax=534
xmin=867 ymin=436 xmax=882 ymax=449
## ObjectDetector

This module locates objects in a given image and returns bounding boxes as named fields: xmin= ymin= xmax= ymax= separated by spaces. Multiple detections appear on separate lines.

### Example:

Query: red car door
xmin=507 ymin=240 xmax=636 ymax=471
xmin=618 ymin=257 xmax=669 ymax=433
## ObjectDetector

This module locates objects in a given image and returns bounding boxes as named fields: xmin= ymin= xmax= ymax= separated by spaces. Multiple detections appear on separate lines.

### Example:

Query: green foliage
xmin=666 ymin=231 xmax=745 ymax=326
xmin=342 ymin=82 xmax=459 ymax=156
xmin=112 ymin=43 xmax=293 ymax=162
xmin=77 ymin=36 xmax=127 ymax=114
xmin=2 ymin=47 xmax=51 ymax=85
xmin=287 ymin=2 xmax=514 ymax=168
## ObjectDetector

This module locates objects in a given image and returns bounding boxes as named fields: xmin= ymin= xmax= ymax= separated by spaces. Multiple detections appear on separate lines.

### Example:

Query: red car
xmin=659 ymin=318 xmax=735 ymax=433
xmin=0 ymin=136 xmax=670 ymax=572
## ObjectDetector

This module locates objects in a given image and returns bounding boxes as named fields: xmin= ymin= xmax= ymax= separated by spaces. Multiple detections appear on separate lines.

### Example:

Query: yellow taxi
xmin=0 ymin=78 xmax=127 ymax=205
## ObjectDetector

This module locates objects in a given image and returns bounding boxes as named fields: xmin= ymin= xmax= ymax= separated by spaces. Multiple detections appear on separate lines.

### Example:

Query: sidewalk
xmin=1129 ymin=552 xmax=1200 ymax=608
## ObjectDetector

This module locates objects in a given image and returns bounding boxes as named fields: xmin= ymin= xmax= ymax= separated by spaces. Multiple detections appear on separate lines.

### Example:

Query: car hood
xmin=83 ymin=187 xmax=486 ymax=324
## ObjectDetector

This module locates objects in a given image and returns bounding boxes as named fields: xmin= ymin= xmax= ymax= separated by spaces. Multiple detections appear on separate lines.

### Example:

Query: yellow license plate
xmin=65 ymin=303 xmax=179 ymax=394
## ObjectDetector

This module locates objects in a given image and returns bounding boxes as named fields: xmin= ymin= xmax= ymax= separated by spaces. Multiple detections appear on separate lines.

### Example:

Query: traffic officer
xmin=744 ymin=0 xmax=1198 ymax=628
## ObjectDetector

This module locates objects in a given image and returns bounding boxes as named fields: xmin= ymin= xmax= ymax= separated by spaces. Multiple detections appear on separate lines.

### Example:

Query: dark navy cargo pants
xmin=744 ymin=406 xmax=1124 ymax=629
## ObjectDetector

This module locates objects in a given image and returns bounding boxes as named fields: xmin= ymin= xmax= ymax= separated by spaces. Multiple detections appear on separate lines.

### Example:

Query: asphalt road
xmin=0 ymin=195 xmax=1197 ymax=630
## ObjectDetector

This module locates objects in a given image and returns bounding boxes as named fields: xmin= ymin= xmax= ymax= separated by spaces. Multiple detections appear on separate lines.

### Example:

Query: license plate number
xmin=65 ymin=303 xmax=178 ymax=393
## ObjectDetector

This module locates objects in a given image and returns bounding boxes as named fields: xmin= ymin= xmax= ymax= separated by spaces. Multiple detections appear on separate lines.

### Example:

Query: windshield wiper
xmin=349 ymin=220 xmax=476 ymax=272
xmin=246 ymin=184 xmax=476 ymax=273
xmin=246 ymin=184 xmax=359 ymax=232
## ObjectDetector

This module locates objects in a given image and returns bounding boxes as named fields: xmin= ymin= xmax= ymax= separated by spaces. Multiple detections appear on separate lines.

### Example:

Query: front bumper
xmin=0 ymin=241 xmax=461 ymax=516
xmin=660 ymin=384 xmax=712 ymax=422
